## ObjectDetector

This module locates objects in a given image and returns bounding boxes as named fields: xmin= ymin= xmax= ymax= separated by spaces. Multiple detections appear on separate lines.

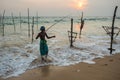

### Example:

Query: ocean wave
xmin=84 ymin=17 xmax=110 ymax=21
xmin=1 ymin=16 xmax=120 ymax=26
xmin=0 ymin=35 xmax=120 ymax=79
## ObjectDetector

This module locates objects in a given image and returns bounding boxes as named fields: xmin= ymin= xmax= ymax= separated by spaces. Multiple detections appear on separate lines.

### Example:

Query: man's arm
xmin=36 ymin=33 xmax=40 ymax=39
xmin=45 ymin=33 xmax=55 ymax=39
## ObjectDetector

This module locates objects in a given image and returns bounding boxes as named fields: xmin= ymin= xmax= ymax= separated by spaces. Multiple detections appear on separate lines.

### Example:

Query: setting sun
xmin=78 ymin=1 xmax=83 ymax=8
xmin=71 ymin=0 xmax=88 ymax=10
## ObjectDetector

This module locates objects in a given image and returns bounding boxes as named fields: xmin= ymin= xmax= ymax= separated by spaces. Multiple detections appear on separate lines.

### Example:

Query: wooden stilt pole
xmin=28 ymin=8 xmax=30 ymax=37
xmin=0 ymin=14 xmax=2 ymax=25
xmin=109 ymin=6 xmax=118 ymax=54
xmin=81 ymin=12 xmax=83 ymax=22
xmin=70 ymin=18 xmax=73 ymax=47
xmin=19 ymin=12 xmax=22 ymax=30
xmin=11 ymin=13 xmax=16 ymax=33
xmin=31 ymin=17 xmax=34 ymax=43
xmin=2 ymin=10 xmax=5 ymax=36
xmin=36 ymin=12 xmax=38 ymax=30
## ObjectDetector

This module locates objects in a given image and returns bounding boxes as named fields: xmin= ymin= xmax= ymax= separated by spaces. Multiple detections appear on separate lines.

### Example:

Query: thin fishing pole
xmin=46 ymin=14 xmax=71 ymax=31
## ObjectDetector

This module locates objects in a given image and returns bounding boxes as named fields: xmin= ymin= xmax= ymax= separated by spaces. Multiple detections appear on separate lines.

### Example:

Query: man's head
xmin=40 ymin=26 xmax=45 ymax=31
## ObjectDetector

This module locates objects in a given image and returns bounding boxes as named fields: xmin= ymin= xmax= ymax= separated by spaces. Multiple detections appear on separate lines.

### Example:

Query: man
xmin=36 ymin=26 xmax=55 ymax=62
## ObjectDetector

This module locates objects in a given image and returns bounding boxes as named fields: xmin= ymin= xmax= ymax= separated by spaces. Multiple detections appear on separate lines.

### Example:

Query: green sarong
xmin=40 ymin=40 xmax=48 ymax=56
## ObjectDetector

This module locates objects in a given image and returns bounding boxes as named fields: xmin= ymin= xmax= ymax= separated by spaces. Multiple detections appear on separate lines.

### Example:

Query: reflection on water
xmin=41 ymin=66 xmax=50 ymax=77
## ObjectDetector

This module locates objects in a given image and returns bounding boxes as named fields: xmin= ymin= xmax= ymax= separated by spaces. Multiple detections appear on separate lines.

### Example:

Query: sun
xmin=71 ymin=0 xmax=88 ymax=10
xmin=78 ymin=1 xmax=83 ymax=8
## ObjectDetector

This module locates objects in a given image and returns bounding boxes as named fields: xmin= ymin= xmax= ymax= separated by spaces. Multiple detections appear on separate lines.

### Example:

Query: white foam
xmin=83 ymin=60 xmax=96 ymax=64
xmin=0 ymin=33 xmax=120 ymax=79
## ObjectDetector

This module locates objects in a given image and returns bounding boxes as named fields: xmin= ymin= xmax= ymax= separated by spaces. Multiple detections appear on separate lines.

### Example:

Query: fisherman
xmin=80 ymin=19 xmax=84 ymax=31
xmin=79 ymin=12 xmax=85 ymax=38
xmin=36 ymin=26 xmax=55 ymax=62
xmin=79 ymin=19 xmax=84 ymax=38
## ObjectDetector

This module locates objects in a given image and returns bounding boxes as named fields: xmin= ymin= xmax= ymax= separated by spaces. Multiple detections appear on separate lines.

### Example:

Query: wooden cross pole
xmin=109 ymin=6 xmax=118 ymax=54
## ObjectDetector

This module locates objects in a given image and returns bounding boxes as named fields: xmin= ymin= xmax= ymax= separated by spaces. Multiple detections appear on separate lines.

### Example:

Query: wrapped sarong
xmin=40 ymin=40 xmax=48 ymax=56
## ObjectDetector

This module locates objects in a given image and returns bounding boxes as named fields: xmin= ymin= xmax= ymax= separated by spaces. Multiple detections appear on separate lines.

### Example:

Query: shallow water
xmin=0 ymin=16 xmax=120 ymax=78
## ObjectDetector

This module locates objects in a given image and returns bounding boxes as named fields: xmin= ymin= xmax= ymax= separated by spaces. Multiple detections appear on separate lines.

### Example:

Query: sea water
xmin=0 ymin=16 xmax=120 ymax=78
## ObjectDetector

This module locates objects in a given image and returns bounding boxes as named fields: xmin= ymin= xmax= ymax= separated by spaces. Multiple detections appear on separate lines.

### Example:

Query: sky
xmin=0 ymin=0 xmax=120 ymax=16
